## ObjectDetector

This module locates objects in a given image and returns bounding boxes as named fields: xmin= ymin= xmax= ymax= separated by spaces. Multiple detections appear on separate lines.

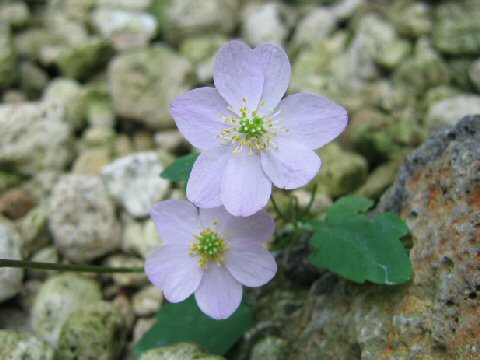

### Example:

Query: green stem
xmin=0 ymin=259 xmax=144 ymax=274
xmin=270 ymin=193 xmax=287 ymax=222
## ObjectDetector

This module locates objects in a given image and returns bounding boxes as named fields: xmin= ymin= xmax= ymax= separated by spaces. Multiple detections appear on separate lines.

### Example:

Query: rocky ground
xmin=0 ymin=0 xmax=479 ymax=359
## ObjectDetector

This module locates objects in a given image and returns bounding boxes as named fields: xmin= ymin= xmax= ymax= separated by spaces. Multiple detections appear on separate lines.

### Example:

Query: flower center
xmin=190 ymin=228 xmax=228 ymax=267
xmin=238 ymin=115 xmax=267 ymax=139
xmin=217 ymin=98 xmax=288 ymax=155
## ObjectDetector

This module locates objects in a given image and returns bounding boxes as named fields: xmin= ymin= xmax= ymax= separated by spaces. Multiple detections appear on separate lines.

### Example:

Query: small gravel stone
xmin=0 ymin=187 xmax=36 ymax=220
xmin=101 ymin=152 xmax=169 ymax=218
xmin=0 ymin=219 xmax=23 ymax=303
xmin=0 ymin=330 xmax=54 ymax=360
xmin=49 ymin=174 xmax=121 ymax=262
xmin=133 ymin=285 xmax=163 ymax=316
xmin=31 ymin=273 xmax=102 ymax=345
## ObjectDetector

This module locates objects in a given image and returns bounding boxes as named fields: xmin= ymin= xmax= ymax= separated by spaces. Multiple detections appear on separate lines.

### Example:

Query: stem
xmin=0 ymin=259 xmax=144 ymax=274
xmin=270 ymin=193 xmax=287 ymax=222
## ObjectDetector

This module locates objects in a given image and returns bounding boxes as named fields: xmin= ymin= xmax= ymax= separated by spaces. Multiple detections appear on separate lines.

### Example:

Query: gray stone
xmin=55 ymin=301 xmax=127 ymax=360
xmin=329 ymin=0 xmax=364 ymax=20
xmin=58 ymin=37 xmax=112 ymax=80
xmin=101 ymin=152 xmax=169 ymax=217
xmin=108 ymin=45 xmax=193 ymax=129
xmin=123 ymin=218 xmax=162 ymax=258
xmin=0 ymin=101 xmax=73 ymax=176
xmin=98 ymin=0 xmax=151 ymax=10
xmin=132 ymin=285 xmax=163 ymax=316
xmin=0 ymin=24 xmax=17 ymax=89
xmin=468 ymin=58 xmax=480 ymax=92
xmin=426 ymin=95 xmax=480 ymax=131
xmin=154 ymin=130 xmax=189 ymax=153
xmin=105 ymin=255 xmax=148 ymax=286
xmin=133 ymin=318 xmax=156 ymax=344
xmin=31 ymin=273 xmax=102 ymax=345
xmin=0 ymin=2 xmax=30 ymax=28
xmin=0 ymin=330 xmax=54 ymax=360
xmin=28 ymin=246 xmax=59 ymax=280
xmin=87 ymin=98 xmax=116 ymax=129
xmin=392 ymin=1 xmax=432 ymax=37
xmin=19 ymin=61 xmax=49 ymax=98
xmin=432 ymin=0 xmax=480 ymax=55
xmin=242 ymin=3 xmax=289 ymax=47
xmin=92 ymin=8 xmax=157 ymax=50
xmin=347 ymin=14 xmax=409 ymax=80
xmin=180 ymin=34 xmax=227 ymax=83
xmin=49 ymin=174 xmax=121 ymax=262
xmin=291 ymin=8 xmax=336 ymax=52
xmin=251 ymin=336 xmax=289 ymax=360
xmin=73 ymin=148 xmax=112 ymax=175
xmin=151 ymin=0 xmax=238 ymax=43
xmin=314 ymin=143 xmax=368 ymax=197
xmin=139 ymin=343 xmax=226 ymax=360
xmin=0 ymin=219 xmax=23 ymax=303
xmin=43 ymin=78 xmax=87 ymax=130
xmin=16 ymin=203 xmax=50 ymax=259
xmin=394 ymin=38 xmax=450 ymax=93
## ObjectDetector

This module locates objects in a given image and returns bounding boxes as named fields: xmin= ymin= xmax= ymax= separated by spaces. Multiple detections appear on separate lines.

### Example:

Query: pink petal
xmin=225 ymin=240 xmax=277 ymax=287
xmin=171 ymin=87 xmax=231 ymax=150
xmin=261 ymin=137 xmax=321 ymax=190
xmin=253 ymin=44 xmax=291 ymax=116
xmin=214 ymin=40 xmax=264 ymax=115
xmin=145 ymin=244 xmax=203 ymax=303
xmin=221 ymin=151 xmax=271 ymax=217
xmin=194 ymin=265 xmax=242 ymax=320
xmin=150 ymin=200 xmax=198 ymax=245
xmin=226 ymin=210 xmax=275 ymax=243
xmin=275 ymin=93 xmax=348 ymax=149
xmin=187 ymin=147 xmax=231 ymax=208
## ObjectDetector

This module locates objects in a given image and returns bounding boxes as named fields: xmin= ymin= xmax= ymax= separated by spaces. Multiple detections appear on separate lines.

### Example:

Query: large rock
xmin=31 ymin=273 xmax=102 ymax=346
xmin=243 ymin=116 xmax=480 ymax=359
xmin=101 ymin=152 xmax=169 ymax=217
xmin=108 ymin=45 xmax=193 ymax=129
xmin=55 ymin=301 xmax=127 ymax=360
xmin=49 ymin=174 xmax=121 ymax=262
xmin=0 ymin=219 xmax=23 ymax=303
xmin=426 ymin=95 xmax=480 ymax=131
xmin=151 ymin=0 xmax=238 ymax=43
xmin=0 ymin=102 xmax=73 ymax=176
xmin=0 ymin=330 xmax=54 ymax=360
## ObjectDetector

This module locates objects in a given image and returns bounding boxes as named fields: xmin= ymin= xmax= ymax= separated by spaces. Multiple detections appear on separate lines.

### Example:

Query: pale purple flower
xmin=171 ymin=40 xmax=348 ymax=217
xmin=145 ymin=200 xmax=276 ymax=319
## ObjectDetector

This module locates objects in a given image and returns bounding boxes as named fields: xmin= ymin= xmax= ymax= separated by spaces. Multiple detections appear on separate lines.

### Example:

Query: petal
xmin=275 ymin=93 xmax=348 ymax=149
xmin=261 ymin=137 xmax=321 ymax=190
xmin=214 ymin=40 xmax=264 ymax=114
xmin=226 ymin=210 xmax=275 ymax=243
xmin=150 ymin=200 xmax=198 ymax=245
xmin=225 ymin=241 xmax=277 ymax=287
xmin=194 ymin=265 xmax=243 ymax=320
xmin=187 ymin=147 xmax=231 ymax=208
xmin=198 ymin=208 xmax=274 ymax=243
xmin=253 ymin=44 xmax=291 ymax=116
xmin=145 ymin=244 xmax=203 ymax=303
xmin=221 ymin=151 xmax=271 ymax=217
xmin=170 ymin=87 xmax=231 ymax=150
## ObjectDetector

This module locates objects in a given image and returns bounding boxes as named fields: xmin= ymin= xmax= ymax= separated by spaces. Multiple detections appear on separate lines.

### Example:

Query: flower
xmin=171 ymin=40 xmax=348 ymax=217
xmin=145 ymin=200 xmax=276 ymax=319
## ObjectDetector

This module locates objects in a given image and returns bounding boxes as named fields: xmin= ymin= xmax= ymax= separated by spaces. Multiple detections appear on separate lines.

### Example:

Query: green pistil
xmin=191 ymin=228 xmax=228 ymax=267
xmin=238 ymin=116 xmax=267 ymax=139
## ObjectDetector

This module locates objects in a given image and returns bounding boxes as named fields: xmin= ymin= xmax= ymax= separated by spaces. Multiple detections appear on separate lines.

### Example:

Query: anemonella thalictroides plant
xmin=145 ymin=40 xmax=348 ymax=319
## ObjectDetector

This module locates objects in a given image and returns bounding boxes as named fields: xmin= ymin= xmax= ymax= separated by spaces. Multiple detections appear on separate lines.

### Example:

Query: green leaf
xmin=309 ymin=196 xmax=412 ymax=285
xmin=134 ymin=296 xmax=253 ymax=357
xmin=160 ymin=153 xmax=199 ymax=181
